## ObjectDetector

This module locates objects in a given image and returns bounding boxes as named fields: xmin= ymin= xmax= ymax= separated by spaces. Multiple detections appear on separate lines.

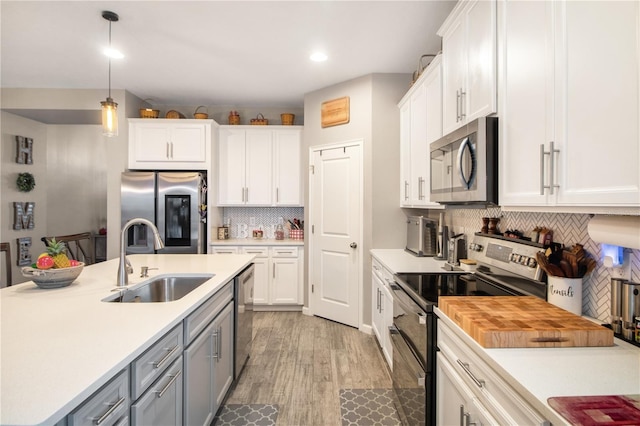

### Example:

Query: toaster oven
xmin=406 ymin=216 xmax=437 ymax=257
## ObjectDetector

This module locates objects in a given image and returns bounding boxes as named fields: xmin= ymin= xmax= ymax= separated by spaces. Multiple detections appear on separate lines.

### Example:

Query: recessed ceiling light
xmin=310 ymin=52 xmax=328 ymax=62
xmin=103 ymin=47 xmax=124 ymax=59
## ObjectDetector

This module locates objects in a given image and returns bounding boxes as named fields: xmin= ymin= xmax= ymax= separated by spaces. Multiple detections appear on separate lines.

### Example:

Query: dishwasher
xmin=234 ymin=263 xmax=254 ymax=379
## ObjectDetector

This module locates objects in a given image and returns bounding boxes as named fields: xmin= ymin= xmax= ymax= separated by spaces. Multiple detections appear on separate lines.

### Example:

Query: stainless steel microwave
xmin=429 ymin=117 xmax=498 ymax=205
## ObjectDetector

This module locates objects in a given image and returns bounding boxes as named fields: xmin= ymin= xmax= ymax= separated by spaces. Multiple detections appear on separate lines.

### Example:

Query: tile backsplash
xmin=223 ymin=207 xmax=304 ymax=239
xmin=437 ymin=208 xmax=640 ymax=323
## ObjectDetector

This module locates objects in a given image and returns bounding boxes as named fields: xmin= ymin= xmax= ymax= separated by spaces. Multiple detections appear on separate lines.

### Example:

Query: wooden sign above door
xmin=321 ymin=96 xmax=350 ymax=128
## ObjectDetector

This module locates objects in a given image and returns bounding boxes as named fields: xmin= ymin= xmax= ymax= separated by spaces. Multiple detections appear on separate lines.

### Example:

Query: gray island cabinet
xmin=0 ymin=254 xmax=254 ymax=426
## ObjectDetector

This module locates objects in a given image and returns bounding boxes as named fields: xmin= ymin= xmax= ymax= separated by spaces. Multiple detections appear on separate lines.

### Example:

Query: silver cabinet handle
xmin=418 ymin=177 xmax=425 ymax=200
xmin=217 ymin=327 xmax=223 ymax=362
xmin=211 ymin=330 xmax=219 ymax=360
xmin=456 ymin=359 xmax=485 ymax=388
xmin=540 ymin=144 xmax=547 ymax=195
xmin=456 ymin=90 xmax=461 ymax=122
xmin=166 ymin=142 xmax=170 ymax=159
xmin=276 ymin=187 xmax=279 ymax=203
xmin=245 ymin=187 xmax=249 ymax=202
xmin=170 ymin=142 xmax=174 ymax=158
xmin=460 ymin=90 xmax=466 ymax=119
xmin=380 ymin=289 xmax=383 ymax=313
xmin=404 ymin=180 xmax=409 ymax=201
xmin=376 ymin=288 xmax=381 ymax=311
xmin=94 ymin=396 xmax=125 ymax=425
xmin=549 ymin=141 xmax=560 ymax=195
xmin=157 ymin=370 xmax=182 ymax=399
xmin=153 ymin=344 xmax=180 ymax=370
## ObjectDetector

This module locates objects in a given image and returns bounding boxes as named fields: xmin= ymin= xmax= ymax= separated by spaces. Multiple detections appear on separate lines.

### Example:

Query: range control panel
xmin=468 ymin=233 xmax=544 ymax=281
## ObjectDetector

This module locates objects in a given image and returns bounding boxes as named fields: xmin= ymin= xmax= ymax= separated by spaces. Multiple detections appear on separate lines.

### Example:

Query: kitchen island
xmin=0 ymin=253 xmax=254 ymax=426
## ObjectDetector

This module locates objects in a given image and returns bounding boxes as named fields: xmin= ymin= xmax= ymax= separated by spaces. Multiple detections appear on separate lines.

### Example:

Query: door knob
xmin=350 ymin=242 xmax=357 ymax=249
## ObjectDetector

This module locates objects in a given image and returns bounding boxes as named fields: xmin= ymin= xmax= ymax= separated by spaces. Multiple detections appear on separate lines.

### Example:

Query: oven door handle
xmin=389 ymin=283 xmax=427 ymax=321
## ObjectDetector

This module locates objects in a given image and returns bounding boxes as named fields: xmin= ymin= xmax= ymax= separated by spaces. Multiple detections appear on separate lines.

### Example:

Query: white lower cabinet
xmin=213 ymin=244 xmax=303 ymax=309
xmin=371 ymin=258 xmax=393 ymax=367
xmin=68 ymin=369 xmax=130 ymax=426
xmin=131 ymin=356 xmax=183 ymax=426
xmin=437 ymin=319 xmax=549 ymax=425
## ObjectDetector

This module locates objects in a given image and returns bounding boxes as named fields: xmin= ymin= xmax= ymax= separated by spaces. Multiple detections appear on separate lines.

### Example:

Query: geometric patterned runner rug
xmin=340 ymin=389 xmax=401 ymax=426
xmin=213 ymin=404 xmax=279 ymax=426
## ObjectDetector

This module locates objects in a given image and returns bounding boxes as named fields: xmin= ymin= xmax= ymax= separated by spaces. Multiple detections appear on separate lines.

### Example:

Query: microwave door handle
xmin=456 ymin=137 xmax=476 ymax=189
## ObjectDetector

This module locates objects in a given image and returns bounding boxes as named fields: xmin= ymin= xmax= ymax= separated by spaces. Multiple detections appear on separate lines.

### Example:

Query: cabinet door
xmin=250 ymin=256 xmax=269 ymax=305
xmin=371 ymin=273 xmax=384 ymax=344
xmin=441 ymin=15 xmax=466 ymax=135
xmin=380 ymin=280 xmax=393 ymax=367
xmin=212 ymin=302 xmax=234 ymax=412
xmin=271 ymin=257 xmax=299 ymax=304
xmin=399 ymin=101 xmax=412 ymax=206
xmin=245 ymin=130 xmax=273 ymax=205
xmin=556 ymin=1 xmax=640 ymax=206
xmin=409 ymin=81 xmax=430 ymax=206
xmin=183 ymin=321 xmax=215 ymax=426
xmin=465 ymin=0 xmax=497 ymax=123
xmin=274 ymin=129 xmax=302 ymax=206
xmin=132 ymin=123 xmax=171 ymax=162
xmin=218 ymin=129 xmax=246 ymax=205
xmin=499 ymin=0 xmax=552 ymax=206
xmin=131 ymin=357 xmax=183 ymax=426
xmin=437 ymin=353 xmax=497 ymax=426
xmin=424 ymin=57 xmax=443 ymax=145
xmin=170 ymin=124 xmax=207 ymax=162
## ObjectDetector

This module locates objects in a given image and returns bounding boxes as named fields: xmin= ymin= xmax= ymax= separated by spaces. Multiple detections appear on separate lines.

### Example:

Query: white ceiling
xmin=1 ymin=1 xmax=455 ymax=108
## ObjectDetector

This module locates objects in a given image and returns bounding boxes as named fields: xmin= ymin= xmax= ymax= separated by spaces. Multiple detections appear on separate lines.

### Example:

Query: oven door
xmin=390 ymin=325 xmax=426 ymax=426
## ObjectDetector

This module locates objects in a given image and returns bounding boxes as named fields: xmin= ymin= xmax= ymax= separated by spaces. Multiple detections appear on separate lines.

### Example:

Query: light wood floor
xmin=226 ymin=311 xmax=393 ymax=425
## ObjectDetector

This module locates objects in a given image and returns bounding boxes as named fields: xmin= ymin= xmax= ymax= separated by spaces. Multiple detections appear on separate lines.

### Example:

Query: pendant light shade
xmin=101 ymin=11 xmax=119 ymax=137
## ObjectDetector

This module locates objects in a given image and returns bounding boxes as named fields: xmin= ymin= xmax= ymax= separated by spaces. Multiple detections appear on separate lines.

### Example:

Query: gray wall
xmin=303 ymin=73 xmax=409 ymax=329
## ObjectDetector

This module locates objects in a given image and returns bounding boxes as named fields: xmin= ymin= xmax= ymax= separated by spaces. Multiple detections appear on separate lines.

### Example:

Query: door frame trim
xmin=308 ymin=139 xmax=364 ymax=329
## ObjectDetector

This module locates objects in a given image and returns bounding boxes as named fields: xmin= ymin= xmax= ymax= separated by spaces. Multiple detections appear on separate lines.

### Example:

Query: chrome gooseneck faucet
xmin=118 ymin=218 xmax=164 ymax=286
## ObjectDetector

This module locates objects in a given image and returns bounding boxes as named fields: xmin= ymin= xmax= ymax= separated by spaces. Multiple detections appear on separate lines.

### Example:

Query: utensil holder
xmin=547 ymin=276 xmax=583 ymax=315
xmin=621 ymin=281 xmax=640 ymax=340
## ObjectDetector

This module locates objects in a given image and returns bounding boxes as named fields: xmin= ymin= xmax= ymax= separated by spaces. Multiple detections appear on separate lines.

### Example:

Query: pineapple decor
xmin=45 ymin=238 xmax=71 ymax=268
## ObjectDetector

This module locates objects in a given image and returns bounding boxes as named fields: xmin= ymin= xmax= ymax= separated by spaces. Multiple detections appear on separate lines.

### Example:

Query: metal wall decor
xmin=15 ymin=136 xmax=34 ymax=164
xmin=13 ymin=202 xmax=35 ymax=230
xmin=17 ymin=237 xmax=32 ymax=266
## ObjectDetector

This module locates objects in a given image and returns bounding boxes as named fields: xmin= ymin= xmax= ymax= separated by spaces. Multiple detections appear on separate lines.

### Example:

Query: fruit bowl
xmin=21 ymin=263 xmax=85 ymax=289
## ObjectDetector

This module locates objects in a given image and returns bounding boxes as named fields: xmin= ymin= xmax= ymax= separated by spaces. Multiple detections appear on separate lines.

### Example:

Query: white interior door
xmin=309 ymin=142 xmax=362 ymax=328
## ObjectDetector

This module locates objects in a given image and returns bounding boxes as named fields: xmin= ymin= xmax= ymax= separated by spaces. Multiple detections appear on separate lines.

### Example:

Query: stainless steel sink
xmin=104 ymin=274 xmax=214 ymax=303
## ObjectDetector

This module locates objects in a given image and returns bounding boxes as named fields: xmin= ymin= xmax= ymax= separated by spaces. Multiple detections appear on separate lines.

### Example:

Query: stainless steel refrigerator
xmin=121 ymin=171 xmax=206 ymax=254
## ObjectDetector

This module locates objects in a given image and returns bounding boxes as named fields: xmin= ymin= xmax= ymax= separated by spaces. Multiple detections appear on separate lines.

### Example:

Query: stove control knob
xmin=527 ymin=258 xmax=537 ymax=268
xmin=509 ymin=253 xmax=516 ymax=262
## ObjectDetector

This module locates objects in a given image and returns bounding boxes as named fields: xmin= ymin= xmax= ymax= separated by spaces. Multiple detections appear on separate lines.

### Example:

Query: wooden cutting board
xmin=439 ymin=296 xmax=614 ymax=348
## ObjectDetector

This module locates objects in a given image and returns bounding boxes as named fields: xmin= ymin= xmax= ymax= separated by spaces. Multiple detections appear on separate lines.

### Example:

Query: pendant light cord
xmin=108 ymin=19 xmax=112 ymax=99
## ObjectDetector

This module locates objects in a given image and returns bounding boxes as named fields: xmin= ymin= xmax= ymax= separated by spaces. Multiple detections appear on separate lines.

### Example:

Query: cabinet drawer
xmin=131 ymin=356 xmax=183 ymax=425
xmin=68 ymin=368 xmax=129 ymax=426
xmin=184 ymin=281 xmax=233 ymax=346
xmin=131 ymin=324 xmax=183 ymax=400
xmin=211 ymin=246 xmax=239 ymax=254
xmin=270 ymin=246 xmax=298 ymax=257
xmin=241 ymin=246 xmax=269 ymax=257
xmin=372 ymin=258 xmax=393 ymax=284
xmin=438 ymin=320 xmax=548 ymax=426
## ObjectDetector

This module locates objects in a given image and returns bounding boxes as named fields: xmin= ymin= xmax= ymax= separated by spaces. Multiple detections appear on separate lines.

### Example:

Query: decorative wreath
xmin=16 ymin=172 xmax=36 ymax=192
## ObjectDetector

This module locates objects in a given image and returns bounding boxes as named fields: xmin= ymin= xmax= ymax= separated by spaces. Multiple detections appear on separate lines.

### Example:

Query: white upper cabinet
xmin=398 ymin=55 xmax=445 ymax=209
xmin=499 ymin=0 xmax=640 ymax=208
xmin=128 ymin=119 xmax=210 ymax=170
xmin=439 ymin=0 xmax=497 ymax=136
xmin=273 ymin=128 xmax=302 ymax=206
xmin=218 ymin=126 xmax=303 ymax=206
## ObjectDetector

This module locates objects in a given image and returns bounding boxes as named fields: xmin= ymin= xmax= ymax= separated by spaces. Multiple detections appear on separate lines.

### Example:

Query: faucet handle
xmin=140 ymin=266 xmax=158 ymax=278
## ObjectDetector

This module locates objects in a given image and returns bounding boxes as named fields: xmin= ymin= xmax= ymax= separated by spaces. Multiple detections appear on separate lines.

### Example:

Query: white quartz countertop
xmin=0 ymin=253 xmax=254 ymax=426
xmin=435 ymin=306 xmax=640 ymax=425
xmin=370 ymin=249 xmax=458 ymax=274
xmin=211 ymin=238 xmax=304 ymax=246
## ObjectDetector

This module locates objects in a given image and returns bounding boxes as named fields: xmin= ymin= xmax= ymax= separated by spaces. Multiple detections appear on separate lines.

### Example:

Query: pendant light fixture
xmin=101 ymin=11 xmax=119 ymax=137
